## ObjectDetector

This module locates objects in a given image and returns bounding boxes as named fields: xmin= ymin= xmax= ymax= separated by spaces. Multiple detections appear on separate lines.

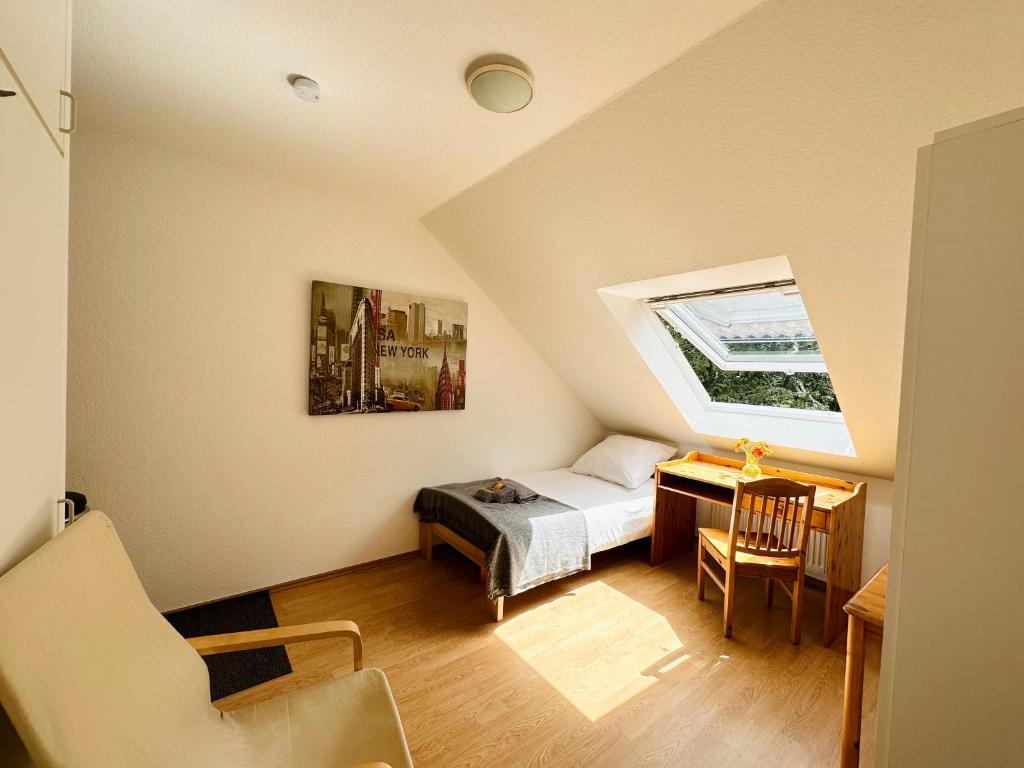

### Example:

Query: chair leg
xmin=723 ymin=564 xmax=736 ymax=638
xmin=790 ymin=571 xmax=805 ymax=645
xmin=697 ymin=539 xmax=706 ymax=601
xmin=765 ymin=578 xmax=774 ymax=609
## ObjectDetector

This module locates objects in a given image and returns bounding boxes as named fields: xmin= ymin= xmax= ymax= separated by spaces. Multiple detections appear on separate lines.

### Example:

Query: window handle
xmin=0 ymin=89 xmax=15 ymax=97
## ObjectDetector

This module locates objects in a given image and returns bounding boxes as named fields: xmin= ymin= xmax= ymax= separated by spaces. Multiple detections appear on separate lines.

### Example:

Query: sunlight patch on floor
xmin=495 ymin=581 xmax=685 ymax=721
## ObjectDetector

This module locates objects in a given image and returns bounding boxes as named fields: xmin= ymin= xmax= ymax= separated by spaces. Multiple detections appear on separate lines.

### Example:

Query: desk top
xmin=844 ymin=564 xmax=888 ymax=627
xmin=657 ymin=451 xmax=860 ymax=512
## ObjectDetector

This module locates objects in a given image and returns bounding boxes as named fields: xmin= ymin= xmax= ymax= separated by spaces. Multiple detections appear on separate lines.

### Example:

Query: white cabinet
xmin=877 ymin=107 xmax=1024 ymax=766
xmin=0 ymin=0 xmax=72 ymax=154
xmin=0 ymin=5 xmax=70 ymax=573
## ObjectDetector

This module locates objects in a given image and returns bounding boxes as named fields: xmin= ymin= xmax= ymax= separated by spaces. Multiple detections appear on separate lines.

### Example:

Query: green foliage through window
xmin=659 ymin=319 xmax=841 ymax=412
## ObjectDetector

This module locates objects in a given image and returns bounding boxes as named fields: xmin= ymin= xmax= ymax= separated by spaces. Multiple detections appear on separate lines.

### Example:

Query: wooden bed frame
xmin=419 ymin=522 xmax=505 ymax=621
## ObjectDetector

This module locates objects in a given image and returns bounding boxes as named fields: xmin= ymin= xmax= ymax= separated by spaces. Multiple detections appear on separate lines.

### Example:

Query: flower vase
xmin=741 ymin=454 xmax=762 ymax=479
xmin=734 ymin=438 xmax=773 ymax=479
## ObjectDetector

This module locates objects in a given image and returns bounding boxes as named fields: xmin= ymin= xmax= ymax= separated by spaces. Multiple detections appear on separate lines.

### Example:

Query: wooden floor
xmin=217 ymin=541 xmax=879 ymax=767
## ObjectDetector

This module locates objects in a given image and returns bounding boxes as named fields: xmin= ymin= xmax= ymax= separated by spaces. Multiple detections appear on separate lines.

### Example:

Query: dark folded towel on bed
xmin=415 ymin=478 xmax=590 ymax=599
xmin=473 ymin=479 xmax=540 ymax=504
xmin=511 ymin=482 xmax=539 ymax=504
xmin=474 ymin=483 xmax=516 ymax=503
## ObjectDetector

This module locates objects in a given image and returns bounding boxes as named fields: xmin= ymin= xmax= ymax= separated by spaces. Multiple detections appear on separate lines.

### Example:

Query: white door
xmin=0 ymin=46 xmax=69 ymax=572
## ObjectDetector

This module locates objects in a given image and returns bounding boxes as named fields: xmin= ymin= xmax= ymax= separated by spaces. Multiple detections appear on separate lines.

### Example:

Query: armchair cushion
xmin=229 ymin=668 xmax=413 ymax=768
xmin=0 ymin=512 xmax=413 ymax=767
xmin=0 ymin=512 xmax=221 ymax=767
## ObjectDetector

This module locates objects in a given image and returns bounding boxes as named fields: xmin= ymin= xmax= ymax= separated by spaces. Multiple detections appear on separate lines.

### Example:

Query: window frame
xmin=647 ymin=308 xmax=845 ymax=425
xmin=597 ymin=257 xmax=856 ymax=458
xmin=648 ymin=280 xmax=828 ymax=374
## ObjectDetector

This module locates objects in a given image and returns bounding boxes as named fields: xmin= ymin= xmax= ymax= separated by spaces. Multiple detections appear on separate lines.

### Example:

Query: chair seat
xmin=698 ymin=527 xmax=800 ymax=569
xmin=228 ymin=667 xmax=414 ymax=768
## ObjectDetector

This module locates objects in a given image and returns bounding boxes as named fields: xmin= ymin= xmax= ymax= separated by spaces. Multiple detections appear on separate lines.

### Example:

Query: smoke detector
xmin=466 ymin=58 xmax=533 ymax=113
xmin=290 ymin=75 xmax=320 ymax=103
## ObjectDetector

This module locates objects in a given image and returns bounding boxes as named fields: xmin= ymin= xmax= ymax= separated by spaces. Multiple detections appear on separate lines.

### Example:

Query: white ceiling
xmin=73 ymin=0 xmax=763 ymax=215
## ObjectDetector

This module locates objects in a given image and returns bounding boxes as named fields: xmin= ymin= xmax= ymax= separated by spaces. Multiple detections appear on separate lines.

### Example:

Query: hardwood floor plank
xmin=212 ymin=540 xmax=878 ymax=767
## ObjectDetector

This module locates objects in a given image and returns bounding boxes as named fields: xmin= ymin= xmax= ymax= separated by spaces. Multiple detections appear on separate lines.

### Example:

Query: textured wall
xmin=424 ymin=0 xmax=1024 ymax=480
xmin=67 ymin=131 xmax=603 ymax=610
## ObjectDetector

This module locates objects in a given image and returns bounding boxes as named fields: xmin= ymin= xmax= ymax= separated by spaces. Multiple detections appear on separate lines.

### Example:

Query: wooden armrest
xmin=357 ymin=764 xmax=391 ymax=768
xmin=187 ymin=620 xmax=363 ymax=670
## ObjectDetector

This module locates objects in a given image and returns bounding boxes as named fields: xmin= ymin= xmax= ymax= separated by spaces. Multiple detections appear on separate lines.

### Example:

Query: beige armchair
xmin=0 ymin=512 xmax=413 ymax=768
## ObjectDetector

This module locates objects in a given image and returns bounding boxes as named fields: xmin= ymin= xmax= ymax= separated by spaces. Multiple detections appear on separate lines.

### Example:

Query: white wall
xmin=877 ymin=109 xmax=1024 ymax=767
xmin=424 ymin=0 xmax=1024 ymax=482
xmin=67 ymin=130 xmax=604 ymax=611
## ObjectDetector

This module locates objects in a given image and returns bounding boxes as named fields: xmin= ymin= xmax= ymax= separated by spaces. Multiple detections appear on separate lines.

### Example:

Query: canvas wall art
xmin=309 ymin=280 xmax=468 ymax=415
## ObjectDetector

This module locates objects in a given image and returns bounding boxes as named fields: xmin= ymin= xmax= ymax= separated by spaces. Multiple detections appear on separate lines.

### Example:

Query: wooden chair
xmin=0 ymin=512 xmax=412 ymax=767
xmin=697 ymin=477 xmax=817 ymax=644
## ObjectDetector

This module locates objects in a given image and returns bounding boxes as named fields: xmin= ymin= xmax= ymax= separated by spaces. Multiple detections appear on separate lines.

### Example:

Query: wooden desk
xmin=651 ymin=451 xmax=867 ymax=646
xmin=841 ymin=563 xmax=887 ymax=767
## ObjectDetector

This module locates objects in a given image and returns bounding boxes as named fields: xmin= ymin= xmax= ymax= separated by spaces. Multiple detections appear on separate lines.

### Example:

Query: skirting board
xmin=167 ymin=538 xmax=826 ymax=616
xmin=167 ymin=549 xmax=420 ymax=615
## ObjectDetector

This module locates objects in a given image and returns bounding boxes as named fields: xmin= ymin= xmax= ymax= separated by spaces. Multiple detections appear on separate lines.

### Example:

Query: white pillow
xmin=571 ymin=435 xmax=677 ymax=489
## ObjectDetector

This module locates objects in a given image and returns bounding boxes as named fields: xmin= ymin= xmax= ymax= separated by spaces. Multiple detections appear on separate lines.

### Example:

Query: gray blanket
xmin=414 ymin=478 xmax=591 ymax=600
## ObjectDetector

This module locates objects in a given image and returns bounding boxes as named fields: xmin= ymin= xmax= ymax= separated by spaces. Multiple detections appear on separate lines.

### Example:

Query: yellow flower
xmin=736 ymin=438 xmax=773 ymax=458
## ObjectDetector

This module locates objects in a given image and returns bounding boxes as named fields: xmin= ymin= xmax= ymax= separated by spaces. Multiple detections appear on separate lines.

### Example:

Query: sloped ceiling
xmin=424 ymin=0 xmax=1024 ymax=479
xmin=72 ymin=0 xmax=763 ymax=215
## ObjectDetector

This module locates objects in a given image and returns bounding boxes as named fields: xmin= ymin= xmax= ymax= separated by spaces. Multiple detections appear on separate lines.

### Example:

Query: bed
xmin=415 ymin=467 xmax=657 ymax=621
xmin=515 ymin=469 xmax=655 ymax=554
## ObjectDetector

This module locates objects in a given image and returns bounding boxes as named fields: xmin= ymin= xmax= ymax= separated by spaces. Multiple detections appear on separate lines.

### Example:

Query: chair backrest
xmin=0 ymin=512 xmax=230 ymax=767
xmin=728 ymin=477 xmax=817 ymax=560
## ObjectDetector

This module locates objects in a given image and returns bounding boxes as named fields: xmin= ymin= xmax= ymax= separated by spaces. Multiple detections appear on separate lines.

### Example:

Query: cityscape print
xmin=309 ymin=280 xmax=468 ymax=415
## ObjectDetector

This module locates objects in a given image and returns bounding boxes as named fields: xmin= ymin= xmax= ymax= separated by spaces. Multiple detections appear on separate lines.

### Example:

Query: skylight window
xmin=649 ymin=280 xmax=841 ymax=413
xmin=598 ymin=257 xmax=855 ymax=457
xmin=653 ymin=281 xmax=823 ymax=371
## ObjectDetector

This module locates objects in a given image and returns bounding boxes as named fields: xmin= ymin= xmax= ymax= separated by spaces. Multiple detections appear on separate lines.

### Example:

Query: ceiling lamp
xmin=466 ymin=60 xmax=533 ymax=113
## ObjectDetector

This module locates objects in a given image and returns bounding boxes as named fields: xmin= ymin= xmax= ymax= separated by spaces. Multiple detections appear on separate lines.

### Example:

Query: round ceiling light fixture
xmin=466 ymin=58 xmax=533 ymax=114
xmin=289 ymin=75 xmax=320 ymax=103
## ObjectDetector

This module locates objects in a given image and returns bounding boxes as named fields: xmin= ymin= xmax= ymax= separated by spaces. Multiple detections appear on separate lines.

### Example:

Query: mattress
xmin=510 ymin=468 xmax=655 ymax=554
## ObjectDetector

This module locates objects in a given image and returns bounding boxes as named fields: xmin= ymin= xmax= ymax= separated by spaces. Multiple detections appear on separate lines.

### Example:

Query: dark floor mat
xmin=165 ymin=590 xmax=292 ymax=701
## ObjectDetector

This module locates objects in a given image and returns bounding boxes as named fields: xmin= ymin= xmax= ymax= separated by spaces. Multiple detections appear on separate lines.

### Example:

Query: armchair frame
xmin=187 ymin=619 xmax=363 ymax=670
